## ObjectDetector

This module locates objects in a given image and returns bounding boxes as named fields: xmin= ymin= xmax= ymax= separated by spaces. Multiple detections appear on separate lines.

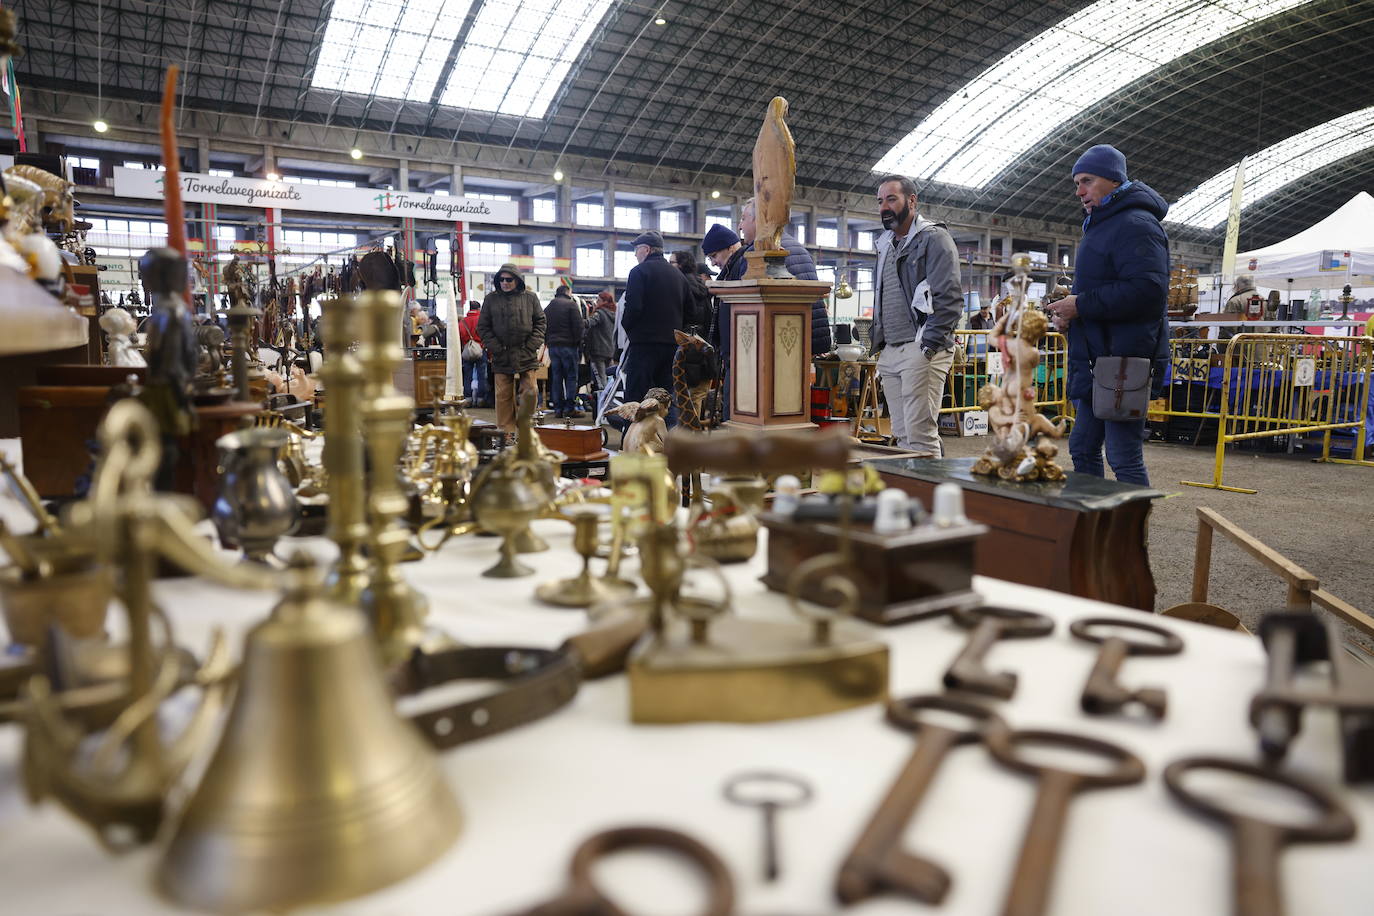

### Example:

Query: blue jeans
xmin=1069 ymin=398 xmax=1150 ymax=486
xmin=548 ymin=346 xmax=579 ymax=413
xmin=463 ymin=355 xmax=489 ymax=404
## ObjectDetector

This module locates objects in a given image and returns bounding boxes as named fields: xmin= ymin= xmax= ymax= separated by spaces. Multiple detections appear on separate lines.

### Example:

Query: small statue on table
xmin=971 ymin=254 xmax=1066 ymax=482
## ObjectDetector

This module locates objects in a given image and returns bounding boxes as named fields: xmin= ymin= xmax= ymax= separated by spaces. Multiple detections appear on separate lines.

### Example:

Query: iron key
xmin=1164 ymin=756 xmax=1355 ymax=916
xmin=987 ymin=728 xmax=1145 ymax=916
xmin=1069 ymin=616 xmax=1184 ymax=719
xmin=945 ymin=606 xmax=1054 ymax=699
xmin=722 ymin=770 xmax=812 ymax=882
xmin=836 ymin=694 xmax=1007 ymax=906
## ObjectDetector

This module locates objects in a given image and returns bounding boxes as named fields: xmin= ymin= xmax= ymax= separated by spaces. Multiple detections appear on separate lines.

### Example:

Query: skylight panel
xmin=313 ymin=0 xmax=474 ymax=101
xmin=438 ymin=0 xmax=613 ymax=118
xmin=875 ymin=0 xmax=1314 ymax=188
xmin=1168 ymin=106 xmax=1374 ymax=228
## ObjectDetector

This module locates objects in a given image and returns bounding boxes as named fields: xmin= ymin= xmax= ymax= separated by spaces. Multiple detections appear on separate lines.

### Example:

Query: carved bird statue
xmin=752 ymin=96 xmax=796 ymax=256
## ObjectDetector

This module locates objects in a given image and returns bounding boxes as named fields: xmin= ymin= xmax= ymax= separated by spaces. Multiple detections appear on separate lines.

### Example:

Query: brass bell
xmin=157 ymin=554 xmax=461 ymax=912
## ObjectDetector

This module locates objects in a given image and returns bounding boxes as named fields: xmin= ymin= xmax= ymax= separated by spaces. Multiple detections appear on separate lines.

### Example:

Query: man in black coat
xmin=620 ymin=230 xmax=688 ymax=417
xmin=740 ymin=199 xmax=833 ymax=355
xmin=544 ymin=285 xmax=585 ymax=418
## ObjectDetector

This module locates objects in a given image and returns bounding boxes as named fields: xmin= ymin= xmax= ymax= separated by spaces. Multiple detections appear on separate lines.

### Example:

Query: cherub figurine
xmin=613 ymin=386 xmax=670 ymax=454
xmin=98 ymin=306 xmax=146 ymax=368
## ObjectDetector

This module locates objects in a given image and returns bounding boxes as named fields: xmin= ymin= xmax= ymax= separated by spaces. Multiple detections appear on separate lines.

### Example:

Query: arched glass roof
xmin=874 ymin=0 xmax=1314 ymax=188
xmin=1168 ymin=105 xmax=1374 ymax=228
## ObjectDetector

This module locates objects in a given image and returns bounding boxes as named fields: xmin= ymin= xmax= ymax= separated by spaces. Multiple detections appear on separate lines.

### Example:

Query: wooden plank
xmin=1191 ymin=508 xmax=1213 ymax=603
xmin=1312 ymin=588 xmax=1374 ymax=640
xmin=1196 ymin=506 xmax=1319 ymax=591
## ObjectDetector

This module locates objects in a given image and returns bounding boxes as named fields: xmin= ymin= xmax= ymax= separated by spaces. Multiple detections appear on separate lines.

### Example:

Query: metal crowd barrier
xmin=1179 ymin=333 xmax=1374 ymax=493
xmin=944 ymin=329 xmax=1069 ymax=421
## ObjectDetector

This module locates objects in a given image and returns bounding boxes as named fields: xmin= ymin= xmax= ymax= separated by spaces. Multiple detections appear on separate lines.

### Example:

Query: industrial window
xmin=532 ymin=243 xmax=557 ymax=275
xmin=613 ymin=248 xmax=637 ymax=279
xmin=659 ymin=210 xmax=681 ymax=234
xmin=874 ymin=0 xmax=1313 ymax=188
xmin=72 ymin=156 xmax=100 ymax=170
xmin=532 ymin=197 xmax=557 ymax=222
xmin=312 ymin=0 xmax=472 ymax=101
xmin=791 ymin=223 xmax=806 ymax=245
xmin=576 ymin=246 xmax=604 ymax=278
xmin=854 ymin=231 xmax=875 ymax=251
xmin=208 ymin=168 xmax=235 ymax=178
xmin=613 ymin=206 xmax=642 ymax=231
xmin=815 ymin=226 xmax=839 ymax=248
xmin=1168 ymin=104 xmax=1374 ymax=228
xmin=575 ymin=202 xmax=605 ymax=226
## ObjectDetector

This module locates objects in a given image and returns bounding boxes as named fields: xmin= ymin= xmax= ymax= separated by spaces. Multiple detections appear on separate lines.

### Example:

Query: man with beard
xmin=870 ymin=175 xmax=963 ymax=455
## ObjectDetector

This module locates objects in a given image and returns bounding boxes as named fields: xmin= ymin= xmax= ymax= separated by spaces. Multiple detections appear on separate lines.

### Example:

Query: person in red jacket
xmin=458 ymin=301 xmax=490 ymax=407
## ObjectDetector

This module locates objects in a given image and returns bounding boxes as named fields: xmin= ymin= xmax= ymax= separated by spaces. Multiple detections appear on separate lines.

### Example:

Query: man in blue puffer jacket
xmin=1046 ymin=145 xmax=1169 ymax=486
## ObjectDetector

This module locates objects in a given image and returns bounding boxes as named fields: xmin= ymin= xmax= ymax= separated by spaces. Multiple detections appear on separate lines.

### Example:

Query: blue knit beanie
xmin=702 ymin=223 xmax=740 ymax=256
xmin=1071 ymin=144 xmax=1128 ymax=184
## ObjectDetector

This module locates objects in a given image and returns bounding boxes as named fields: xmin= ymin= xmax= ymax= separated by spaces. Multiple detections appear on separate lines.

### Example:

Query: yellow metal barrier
xmin=1181 ymin=333 xmax=1373 ymax=493
xmin=945 ymin=329 xmax=1069 ymax=419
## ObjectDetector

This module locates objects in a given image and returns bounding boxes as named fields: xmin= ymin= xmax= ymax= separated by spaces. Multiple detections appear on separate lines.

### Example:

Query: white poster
xmin=113 ymin=167 xmax=520 ymax=225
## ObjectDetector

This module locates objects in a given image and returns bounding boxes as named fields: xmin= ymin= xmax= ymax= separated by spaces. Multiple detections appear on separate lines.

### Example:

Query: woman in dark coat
xmin=672 ymin=250 xmax=713 ymax=335
xmin=544 ymin=285 xmax=584 ymax=418
xmin=584 ymin=290 xmax=617 ymax=394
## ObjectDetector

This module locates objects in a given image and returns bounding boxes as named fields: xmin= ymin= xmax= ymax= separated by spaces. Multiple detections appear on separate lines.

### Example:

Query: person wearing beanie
xmin=476 ymin=263 xmax=546 ymax=431
xmin=739 ymin=198 xmax=832 ymax=357
xmin=544 ymin=283 xmax=586 ymax=418
xmin=621 ymin=229 xmax=688 ymax=420
xmin=1045 ymin=144 xmax=1169 ymax=486
xmin=702 ymin=223 xmax=748 ymax=423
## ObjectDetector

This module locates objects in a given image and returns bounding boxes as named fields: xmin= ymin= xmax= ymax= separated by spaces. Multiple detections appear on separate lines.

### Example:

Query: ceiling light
xmin=93 ymin=119 xmax=109 ymax=133
xmin=654 ymin=17 xmax=666 ymax=25
xmin=350 ymin=147 xmax=363 ymax=160
xmin=266 ymin=171 xmax=280 ymax=182
xmin=710 ymin=190 xmax=721 ymax=199
xmin=553 ymin=168 xmax=564 ymax=181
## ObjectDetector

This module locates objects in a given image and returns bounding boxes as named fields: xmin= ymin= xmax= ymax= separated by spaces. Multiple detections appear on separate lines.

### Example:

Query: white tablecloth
xmin=1 ymin=456 xmax=1371 ymax=914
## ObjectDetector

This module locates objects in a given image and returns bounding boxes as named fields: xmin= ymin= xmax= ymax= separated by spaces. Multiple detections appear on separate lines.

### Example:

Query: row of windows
xmin=283 ymin=176 xmax=357 ymax=188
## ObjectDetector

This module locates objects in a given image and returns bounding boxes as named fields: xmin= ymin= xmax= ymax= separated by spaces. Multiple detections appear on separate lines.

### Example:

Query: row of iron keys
xmin=835 ymin=606 xmax=1356 ymax=916
xmin=514 ymin=607 xmax=1358 ymax=915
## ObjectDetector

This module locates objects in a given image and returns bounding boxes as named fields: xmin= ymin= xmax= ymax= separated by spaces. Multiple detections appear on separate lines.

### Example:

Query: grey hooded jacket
xmin=871 ymin=217 xmax=963 ymax=354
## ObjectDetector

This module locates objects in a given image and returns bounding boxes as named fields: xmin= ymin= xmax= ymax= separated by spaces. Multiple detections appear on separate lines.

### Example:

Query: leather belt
xmin=398 ymin=646 xmax=581 ymax=750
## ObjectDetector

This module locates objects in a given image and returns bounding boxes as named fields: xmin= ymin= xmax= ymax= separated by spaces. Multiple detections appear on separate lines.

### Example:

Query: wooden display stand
xmin=709 ymin=277 xmax=829 ymax=432
xmin=870 ymin=456 xmax=1163 ymax=611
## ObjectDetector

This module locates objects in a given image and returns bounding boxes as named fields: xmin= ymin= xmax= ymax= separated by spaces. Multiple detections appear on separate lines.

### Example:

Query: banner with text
xmin=112 ymin=167 xmax=520 ymax=225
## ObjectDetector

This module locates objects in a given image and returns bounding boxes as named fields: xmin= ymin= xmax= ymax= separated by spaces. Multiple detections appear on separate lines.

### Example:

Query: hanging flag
xmin=1219 ymin=157 xmax=1246 ymax=282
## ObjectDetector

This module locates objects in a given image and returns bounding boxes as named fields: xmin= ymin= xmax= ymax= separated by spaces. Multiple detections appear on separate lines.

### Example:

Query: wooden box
xmin=759 ymin=511 xmax=986 ymax=625
xmin=536 ymin=423 xmax=608 ymax=462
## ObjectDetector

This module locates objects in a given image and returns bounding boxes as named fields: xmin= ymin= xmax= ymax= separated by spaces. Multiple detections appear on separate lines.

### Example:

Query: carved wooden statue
xmin=971 ymin=254 xmax=1065 ymax=482
xmin=752 ymin=96 xmax=795 ymax=257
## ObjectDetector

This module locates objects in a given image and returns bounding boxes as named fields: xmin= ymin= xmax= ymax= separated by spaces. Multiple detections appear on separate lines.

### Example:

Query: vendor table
xmin=871 ymin=456 xmax=1162 ymax=611
xmin=0 ymin=448 xmax=1370 ymax=915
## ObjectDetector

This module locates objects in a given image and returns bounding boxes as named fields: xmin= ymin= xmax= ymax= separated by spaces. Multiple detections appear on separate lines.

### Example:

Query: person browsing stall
xmin=1044 ymin=144 xmax=1169 ymax=486
xmin=477 ymin=264 xmax=546 ymax=431
xmin=869 ymin=175 xmax=963 ymax=456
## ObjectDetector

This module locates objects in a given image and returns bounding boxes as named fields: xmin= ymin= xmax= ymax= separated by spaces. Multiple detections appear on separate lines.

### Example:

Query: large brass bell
xmin=157 ymin=554 xmax=461 ymax=912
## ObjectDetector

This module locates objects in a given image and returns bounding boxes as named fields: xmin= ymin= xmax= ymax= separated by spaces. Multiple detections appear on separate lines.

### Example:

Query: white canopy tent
xmin=1236 ymin=191 xmax=1374 ymax=289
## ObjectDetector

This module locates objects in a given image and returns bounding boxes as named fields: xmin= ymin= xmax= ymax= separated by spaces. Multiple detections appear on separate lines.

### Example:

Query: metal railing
xmin=1179 ymin=333 xmax=1373 ymax=493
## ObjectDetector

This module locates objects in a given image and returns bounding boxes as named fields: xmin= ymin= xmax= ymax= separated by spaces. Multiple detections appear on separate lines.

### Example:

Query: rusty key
xmin=944 ymin=606 xmax=1054 ymax=699
xmin=836 ymin=694 xmax=1008 ymax=906
xmin=1069 ymin=617 xmax=1184 ymax=719
xmin=722 ymin=770 xmax=813 ymax=882
xmin=1164 ymin=756 xmax=1355 ymax=916
xmin=987 ymin=728 xmax=1145 ymax=916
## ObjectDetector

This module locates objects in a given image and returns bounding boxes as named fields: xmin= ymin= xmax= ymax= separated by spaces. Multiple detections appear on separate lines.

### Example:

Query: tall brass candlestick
xmin=318 ymin=297 xmax=371 ymax=606
xmin=356 ymin=291 xmax=430 ymax=666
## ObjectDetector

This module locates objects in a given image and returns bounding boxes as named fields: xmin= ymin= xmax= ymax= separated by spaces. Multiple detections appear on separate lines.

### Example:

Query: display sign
xmin=963 ymin=410 xmax=989 ymax=436
xmin=113 ymin=167 xmax=520 ymax=225
xmin=1319 ymin=250 xmax=1352 ymax=272
xmin=1294 ymin=358 xmax=1316 ymax=387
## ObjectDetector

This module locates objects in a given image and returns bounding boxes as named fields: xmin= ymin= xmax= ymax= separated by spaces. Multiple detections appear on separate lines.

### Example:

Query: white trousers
xmin=877 ymin=340 xmax=955 ymax=456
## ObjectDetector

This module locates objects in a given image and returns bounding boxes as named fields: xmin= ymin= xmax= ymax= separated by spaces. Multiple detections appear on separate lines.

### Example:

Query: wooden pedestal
xmin=870 ymin=457 xmax=1163 ymax=611
xmin=708 ymin=278 xmax=829 ymax=432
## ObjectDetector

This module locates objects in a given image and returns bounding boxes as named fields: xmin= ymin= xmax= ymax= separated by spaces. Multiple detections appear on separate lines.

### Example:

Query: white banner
xmin=1220 ymin=157 xmax=1245 ymax=283
xmin=112 ymin=167 xmax=520 ymax=225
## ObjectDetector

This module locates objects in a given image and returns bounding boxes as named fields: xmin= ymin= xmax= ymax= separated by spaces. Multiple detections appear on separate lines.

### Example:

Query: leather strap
xmin=399 ymin=646 xmax=581 ymax=750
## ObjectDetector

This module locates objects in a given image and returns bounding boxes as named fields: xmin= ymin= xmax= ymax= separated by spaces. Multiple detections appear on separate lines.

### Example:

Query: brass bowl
xmin=0 ymin=564 xmax=113 ymax=648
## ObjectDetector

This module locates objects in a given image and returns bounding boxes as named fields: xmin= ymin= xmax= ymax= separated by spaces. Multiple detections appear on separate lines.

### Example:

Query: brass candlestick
xmin=535 ymin=507 xmax=636 ymax=608
xmin=356 ymin=291 xmax=432 ymax=667
xmin=318 ymin=296 xmax=371 ymax=606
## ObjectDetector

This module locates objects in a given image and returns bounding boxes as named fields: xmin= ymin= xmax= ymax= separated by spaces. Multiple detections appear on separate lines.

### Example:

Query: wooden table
xmin=869 ymin=456 xmax=1163 ymax=611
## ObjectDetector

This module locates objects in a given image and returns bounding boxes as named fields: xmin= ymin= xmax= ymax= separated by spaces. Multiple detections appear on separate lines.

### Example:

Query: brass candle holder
xmin=535 ymin=506 xmax=636 ymax=608
xmin=318 ymin=296 xmax=371 ymax=606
